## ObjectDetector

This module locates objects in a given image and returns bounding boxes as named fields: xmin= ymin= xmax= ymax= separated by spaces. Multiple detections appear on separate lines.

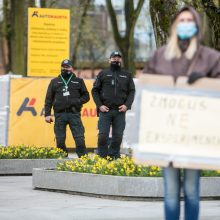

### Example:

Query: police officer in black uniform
xmin=92 ymin=51 xmax=135 ymax=159
xmin=44 ymin=59 xmax=90 ymax=157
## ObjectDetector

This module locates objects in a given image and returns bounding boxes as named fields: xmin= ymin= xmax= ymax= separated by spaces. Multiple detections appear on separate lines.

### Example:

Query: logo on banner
xmin=31 ymin=11 xmax=67 ymax=19
xmin=17 ymin=98 xmax=37 ymax=116
xmin=16 ymin=98 xmax=96 ymax=117
xmin=32 ymin=11 xmax=39 ymax=17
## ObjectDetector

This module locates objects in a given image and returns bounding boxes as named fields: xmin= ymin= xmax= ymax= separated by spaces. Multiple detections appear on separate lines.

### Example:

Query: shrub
xmin=56 ymin=154 xmax=220 ymax=177
xmin=202 ymin=170 xmax=220 ymax=177
xmin=0 ymin=145 xmax=67 ymax=159
xmin=57 ymin=154 xmax=162 ymax=177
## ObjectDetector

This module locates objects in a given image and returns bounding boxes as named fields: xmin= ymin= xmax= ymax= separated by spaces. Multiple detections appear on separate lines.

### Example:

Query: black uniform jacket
xmin=92 ymin=68 xmax=135 ymax=110
xmin=44 ymin=73 xmax=90 ymax=116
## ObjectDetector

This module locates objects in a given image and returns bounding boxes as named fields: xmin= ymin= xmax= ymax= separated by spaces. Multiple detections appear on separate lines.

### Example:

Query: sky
xmin=0 ymin=0 xmax=2 ymax=21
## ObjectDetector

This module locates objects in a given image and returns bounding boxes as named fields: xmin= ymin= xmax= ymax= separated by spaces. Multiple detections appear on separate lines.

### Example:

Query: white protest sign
xmin=134 ymin=75 xmax=220 ymax=170
xmin=139 ymin=90 xmax=220 ymax=157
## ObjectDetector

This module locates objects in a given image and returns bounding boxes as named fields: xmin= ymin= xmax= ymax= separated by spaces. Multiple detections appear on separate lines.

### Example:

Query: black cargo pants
xmin=54 ymin=112 xmax=87 ymax=157
xmin=97 ymin=109 xmax=126 ymax=159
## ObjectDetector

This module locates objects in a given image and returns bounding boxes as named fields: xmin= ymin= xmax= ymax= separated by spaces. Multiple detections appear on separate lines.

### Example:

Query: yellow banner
xmin=28 ymin=8 xmax=70 ymax=77
xmin=8 ymin=78 xmax=98 ymax=148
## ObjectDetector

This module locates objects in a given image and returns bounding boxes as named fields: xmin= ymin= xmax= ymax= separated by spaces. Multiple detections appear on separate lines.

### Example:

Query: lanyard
xmin=60 ymin=74 xmax=73 ymax=88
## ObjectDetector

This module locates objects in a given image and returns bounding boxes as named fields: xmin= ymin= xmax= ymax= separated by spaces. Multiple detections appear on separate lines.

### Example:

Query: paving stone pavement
xmin=0 ymin=176 xmax=220 ymax=220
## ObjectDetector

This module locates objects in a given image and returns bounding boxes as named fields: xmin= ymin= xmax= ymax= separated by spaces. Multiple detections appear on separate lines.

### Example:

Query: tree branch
xmin=106 ymin=0 xmax=123 ymax=42
xmin=134 ymin=0 xmax=145 ymax=19
xmin=72 ymin=0 xmax=91 ymax=66
xmin=125 ymin=0 xmax=134 ymax=33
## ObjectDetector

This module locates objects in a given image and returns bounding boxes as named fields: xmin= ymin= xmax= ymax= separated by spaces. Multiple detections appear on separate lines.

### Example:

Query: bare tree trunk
xmin=10 ymin=0 xmax=25 ymax=75
xmin=40 ymin=0 xmax=46 ymax=8
xmin=201 ymin=0 xmax=220 ymax=50
xmin=23 ymin=0 xmax=36 ymax=75
xmin=28 ymin=0 xmax=35 ymax=7
xmin=149 ymin=0 xmax=179 ymax=47
xmin=71 ymin=0 xmax=91 ymax=66
xmin=201 ymin=12 xmax=214 ymax=47
xmin=106 ymin=0 xmax=144 ymax=76
xmin=0 ymin=1 xmax=7 ymax=73
xmin=0 ymin=34 xmax=6 ymax=73
xmin=2 ymin=0 xmax=11 ymax=72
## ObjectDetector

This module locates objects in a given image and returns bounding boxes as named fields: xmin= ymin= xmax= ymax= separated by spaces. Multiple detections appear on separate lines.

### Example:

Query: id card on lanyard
xmin=61 ymin=74 xmax=73 ymax=96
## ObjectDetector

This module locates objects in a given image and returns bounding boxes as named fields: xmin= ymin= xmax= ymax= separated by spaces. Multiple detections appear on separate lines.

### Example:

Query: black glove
xmin=71 ymin=106 xmax=78 ymax=113
xmin=187 ymin=72 xmax=204 ymax=84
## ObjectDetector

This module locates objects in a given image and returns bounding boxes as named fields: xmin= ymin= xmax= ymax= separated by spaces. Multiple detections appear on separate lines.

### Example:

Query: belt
xmin=108 ymin=106 xmax=120 ymax=110
xmin=63 ymin=108 xmax=73 ymax=113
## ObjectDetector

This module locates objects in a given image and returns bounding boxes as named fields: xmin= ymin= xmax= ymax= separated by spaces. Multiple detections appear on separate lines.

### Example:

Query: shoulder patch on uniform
xmin=71 ymin=81 xmax=79 ymax=84
xmin=119 ymin=75 xmax=127 ymax=78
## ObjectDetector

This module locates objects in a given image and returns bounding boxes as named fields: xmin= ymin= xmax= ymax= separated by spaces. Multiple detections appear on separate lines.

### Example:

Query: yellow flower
xmin=151 ymin=166 xmax=157 ymax=171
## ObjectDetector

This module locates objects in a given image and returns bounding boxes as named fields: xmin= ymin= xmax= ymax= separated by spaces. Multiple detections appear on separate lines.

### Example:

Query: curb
xmin=0 ymin=159 xmax=69 ymax=175
xmin=32 ymin=168 xmax=220 ymax=198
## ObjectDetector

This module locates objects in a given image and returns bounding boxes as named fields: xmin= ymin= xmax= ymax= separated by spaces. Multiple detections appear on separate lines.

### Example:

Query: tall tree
xmin=0 ymin=28 xmax=6 ymax=73
xmin=71 ymin=0 xmax=91 ymax=66
xmin=106 ymin=0 xmax=144 ymax=75
xmin=10 ymin=0 xmax=26 ymax=75
xmin=149 ymin=0 xmax=180 ymax=47
xmin=40 ymin=0 xmax=46 ymax=8
xmin=1 ymin=0 xmax=35 ymax=75
xmin=201 ymin=0 xmax=220 ymax=50
xmin=2 ymin=0 xmax=11 ymax=73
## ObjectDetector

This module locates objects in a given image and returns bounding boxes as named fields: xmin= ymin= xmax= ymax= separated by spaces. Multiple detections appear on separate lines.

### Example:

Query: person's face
xmin=177 ymin=11 xmax=194 ymax=24
xmin=109 ymin=56 xmax=122 ymax=64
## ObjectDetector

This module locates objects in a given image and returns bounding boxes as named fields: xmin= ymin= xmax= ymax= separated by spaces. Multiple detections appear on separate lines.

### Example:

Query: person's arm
xmin=188 ymin=51 xmax=220 ymax=84
xmin=79 ymin=79 xmax=90 ymax=104
xmin=44 ymin=81 xmax=54 ymax=117
xmin=124 ymin=74 xmax=135 ymax=109
xmin=91 ymin=72 xmax=103 ymax=108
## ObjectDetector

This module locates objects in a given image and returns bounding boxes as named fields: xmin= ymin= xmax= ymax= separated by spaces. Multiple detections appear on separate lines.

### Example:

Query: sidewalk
xmin=0 ymin=176 xmax=219 ymax=220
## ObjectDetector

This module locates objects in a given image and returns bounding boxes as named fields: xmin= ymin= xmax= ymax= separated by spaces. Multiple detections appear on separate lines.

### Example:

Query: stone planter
xmin=32 ymin=168 xmax=220 ymax=198
xmin=0 ymin=159 xmax=69 ymax=175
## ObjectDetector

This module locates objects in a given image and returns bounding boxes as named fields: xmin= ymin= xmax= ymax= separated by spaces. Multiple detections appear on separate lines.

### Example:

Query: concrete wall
xmin=33 ymin=169 xmax=220 ymax=199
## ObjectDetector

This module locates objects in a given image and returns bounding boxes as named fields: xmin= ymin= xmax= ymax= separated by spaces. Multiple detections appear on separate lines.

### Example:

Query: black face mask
xmin=61 ymin=69 xmax=72 ymax=78
xmin=110 ymin=61 xmax=121 ymax=70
